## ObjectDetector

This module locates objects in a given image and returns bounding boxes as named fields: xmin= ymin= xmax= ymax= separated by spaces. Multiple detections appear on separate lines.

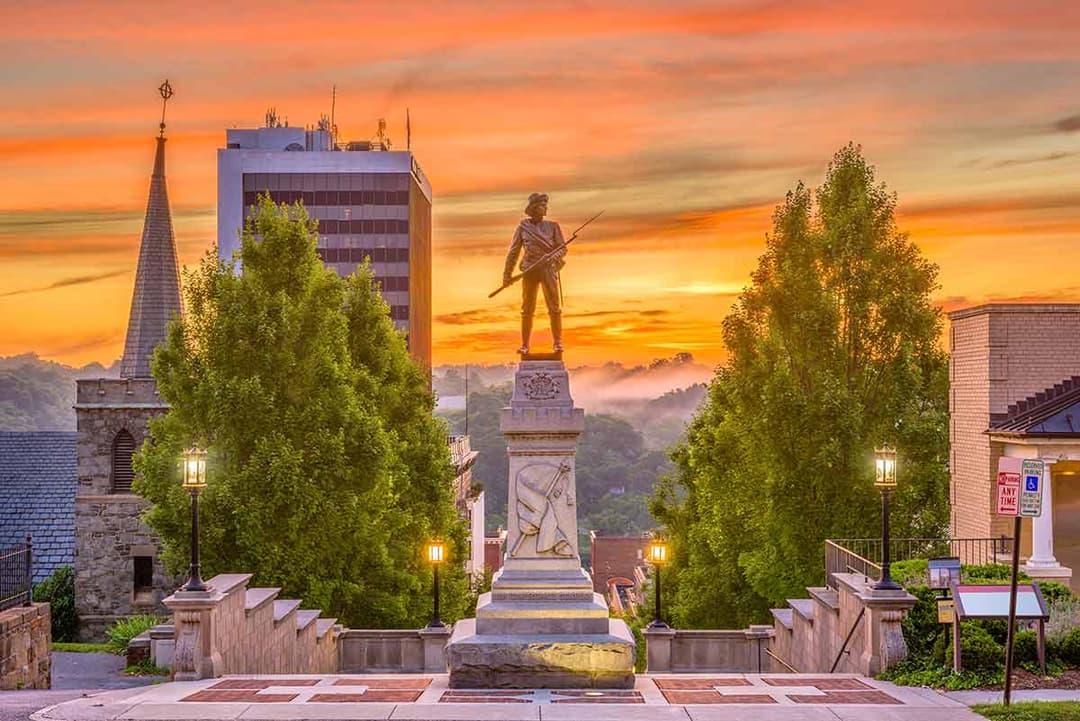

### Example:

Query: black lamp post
xmin=647 ymin=538 xmax=670 ymax=629
xmin=873 ymin=445 xmax=901 ymax=591
xmin=426 ymin=540 xmax=446 ymax=628
xmin=182 ymin=447 xmax=208 ymax=592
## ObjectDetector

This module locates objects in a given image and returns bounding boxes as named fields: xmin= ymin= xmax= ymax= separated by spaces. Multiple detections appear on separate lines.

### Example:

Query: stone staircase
xmin=150 ymin=573 xmax=343 ymax=677
xmin=768 ymin=573 xmax=915 ymax=675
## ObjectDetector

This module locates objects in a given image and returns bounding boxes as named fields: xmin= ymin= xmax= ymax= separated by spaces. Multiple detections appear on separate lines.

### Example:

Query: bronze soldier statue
xmin=502 ymin=193 xmax=566 ymax=355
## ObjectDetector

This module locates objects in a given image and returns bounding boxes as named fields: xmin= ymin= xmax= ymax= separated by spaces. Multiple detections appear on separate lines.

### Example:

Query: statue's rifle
xmin=488 ymin=210 xmax=604 ymax=298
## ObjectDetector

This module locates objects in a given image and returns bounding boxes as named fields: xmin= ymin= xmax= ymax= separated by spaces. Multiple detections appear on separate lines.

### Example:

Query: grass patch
xmin=124 ymin=660 xmax=170 ymax=677
xmin=52 ymin=642 xmax=113 ymax=653
xmin=972 ymin=701 xmax=1080 ymax=720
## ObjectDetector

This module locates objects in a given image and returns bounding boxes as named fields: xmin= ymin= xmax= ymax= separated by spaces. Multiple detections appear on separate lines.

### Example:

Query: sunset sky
xmin=1 ymin=1 xmax=1078 ymax=368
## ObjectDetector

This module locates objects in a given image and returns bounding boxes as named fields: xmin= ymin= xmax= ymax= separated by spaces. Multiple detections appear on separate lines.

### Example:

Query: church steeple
xmin=119 ymin=80 xmax=182 ymax=380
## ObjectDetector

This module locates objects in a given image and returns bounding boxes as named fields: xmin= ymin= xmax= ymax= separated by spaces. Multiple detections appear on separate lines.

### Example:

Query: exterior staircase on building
xmin=146 ymin=574 xmax=343 ymax=676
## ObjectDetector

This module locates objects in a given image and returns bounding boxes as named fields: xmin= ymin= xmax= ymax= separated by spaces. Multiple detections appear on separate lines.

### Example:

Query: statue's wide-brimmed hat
xmin=526 ymin=192 xmax=548 ymax=214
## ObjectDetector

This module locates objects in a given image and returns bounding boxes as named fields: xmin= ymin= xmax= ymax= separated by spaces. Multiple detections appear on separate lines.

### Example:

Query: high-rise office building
xmin=217 ymin=117 xmax=432 ymax=368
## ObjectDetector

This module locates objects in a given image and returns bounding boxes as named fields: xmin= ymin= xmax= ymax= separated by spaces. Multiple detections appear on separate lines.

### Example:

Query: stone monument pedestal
xmin=446 ymin=360 xmax=635 ymax=688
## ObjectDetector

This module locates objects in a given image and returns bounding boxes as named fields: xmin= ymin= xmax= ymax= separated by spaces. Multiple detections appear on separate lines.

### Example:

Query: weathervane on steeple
xmin=158 ymin=79 xmax=174 ymax=138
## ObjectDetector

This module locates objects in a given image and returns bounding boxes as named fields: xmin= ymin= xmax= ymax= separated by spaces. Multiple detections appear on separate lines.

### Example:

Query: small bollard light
xmin=647 ymin=537 xmax=670 ymax=629
xmin=426 ymin=540 xmax=446 ymax=628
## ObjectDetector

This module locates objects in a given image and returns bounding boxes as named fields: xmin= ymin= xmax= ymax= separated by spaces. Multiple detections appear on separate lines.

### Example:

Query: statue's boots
xmin=551 ymin=311 xmax=563 ymax=353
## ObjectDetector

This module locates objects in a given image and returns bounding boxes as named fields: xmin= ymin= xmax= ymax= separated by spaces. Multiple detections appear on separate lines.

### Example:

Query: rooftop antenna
xmin=406 ymin=108 xmax=411 ymax=151
xmin=464 ymin=363 xmax=469 ymax=436
xmin=330 ymin=85 xmax=338 ymax=145
xmin=157 ymin=79 xmax=173 ymax=138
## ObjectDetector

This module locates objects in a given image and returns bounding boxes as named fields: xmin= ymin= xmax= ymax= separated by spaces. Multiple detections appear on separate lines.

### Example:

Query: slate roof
xmin=119 ymin=134 xmax=182 ymax=379
xmin=0 ymin=432 xmax=77 ymax=583
xmin=989 ymin=376 xmax=1080 ymax=436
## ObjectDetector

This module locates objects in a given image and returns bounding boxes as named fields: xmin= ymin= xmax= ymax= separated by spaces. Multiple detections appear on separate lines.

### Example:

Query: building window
xmin=133 ymin=556 xmax=153 ymax=600
xmin=111 ymin=430 xmax=136 ymax=493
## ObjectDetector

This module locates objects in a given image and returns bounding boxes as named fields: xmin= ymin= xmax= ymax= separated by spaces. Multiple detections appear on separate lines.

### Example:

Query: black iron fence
xmin=825 ymin=536 xmax=1011 ymax=590
xmin=0 ymin=536 xmax=32 ymax=612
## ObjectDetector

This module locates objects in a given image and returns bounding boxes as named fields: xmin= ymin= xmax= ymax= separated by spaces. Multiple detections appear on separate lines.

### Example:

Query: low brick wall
xmin=643 ymin=625 xmax=775 ymax=673
xmin=0 ymin=603 xmax=51 ymax=690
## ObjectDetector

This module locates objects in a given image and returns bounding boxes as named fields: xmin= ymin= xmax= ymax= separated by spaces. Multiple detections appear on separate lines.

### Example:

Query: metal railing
xmin=824 ymin=536 xmax=1011 ymax=590
xmin=0 ymin=536 xmax=32 ymax=612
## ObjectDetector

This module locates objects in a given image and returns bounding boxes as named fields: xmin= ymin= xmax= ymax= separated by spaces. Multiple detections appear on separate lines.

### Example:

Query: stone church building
xmin=949 ymin=303 xmax=1080 ymax=589
xmin=75 ymin=122 xmax=184 ymax=640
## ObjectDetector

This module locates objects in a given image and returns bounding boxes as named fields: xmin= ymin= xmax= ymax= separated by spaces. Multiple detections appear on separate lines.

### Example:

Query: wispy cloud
xmin=0 ymin=270 xmax=129 ymax=298
xmin=1054 ymin=114 xmax=1080 ymax=133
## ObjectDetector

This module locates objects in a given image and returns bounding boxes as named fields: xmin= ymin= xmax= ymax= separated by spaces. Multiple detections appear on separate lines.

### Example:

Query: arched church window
xmin=111 ymin=430 xmax=136 ymax=493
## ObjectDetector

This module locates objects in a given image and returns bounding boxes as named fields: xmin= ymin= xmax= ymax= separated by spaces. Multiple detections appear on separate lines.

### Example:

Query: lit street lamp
xmin=647 ymin=537 xmax=670 ymax=629
xmin=426 ymin=540 xmax=446 ymax=628
xmin=182 ymin=447 xmax=208 ymax=592
xmin=873 ymin=445 xmax=901 ymax=591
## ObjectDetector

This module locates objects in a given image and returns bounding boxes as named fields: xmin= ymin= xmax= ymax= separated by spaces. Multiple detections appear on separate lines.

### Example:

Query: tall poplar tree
xmin=135 ymin=198 xmax=469 ymax=628
xmin=652 ymin=145 xmax=949 ymax=627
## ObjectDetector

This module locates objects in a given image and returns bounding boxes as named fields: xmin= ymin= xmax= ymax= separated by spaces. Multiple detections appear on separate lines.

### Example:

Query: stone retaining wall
xmin=643 ymin=625 xmax=775 ymax=673
xmin=0 ymin=603 xmax=51 ymax=690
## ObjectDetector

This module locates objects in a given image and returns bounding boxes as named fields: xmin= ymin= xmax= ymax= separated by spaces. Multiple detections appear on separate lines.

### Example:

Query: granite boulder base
xmin=447 ymin=360 xmax=635 ymax=688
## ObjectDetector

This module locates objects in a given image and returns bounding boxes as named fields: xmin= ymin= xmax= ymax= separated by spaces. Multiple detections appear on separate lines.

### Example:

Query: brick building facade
xmin=949 ymin=304 xmax=1080 ymax=587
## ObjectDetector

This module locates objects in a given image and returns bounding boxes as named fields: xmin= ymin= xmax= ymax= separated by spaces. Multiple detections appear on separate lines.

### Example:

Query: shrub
xmin=964 ymin=564 xmax=1022 ymax=583
xmin=1038 ymin=582 xmax=1076 ymax=607
xmin=33 ymin=566 xmax=78 ymax=642
xmin=1013 ymin=629 xmax=1038 ymax=666
xmin=106 ymin=615 xmax=164 ymax=656
xmin=891 ymin=559 xmax=929 ymax=588
xmin=1058 ymin=627 xmax=1080 ymax=667
xmin=902 ymin=585 xmax=945 ymax=660
xmin=947 ymin=622 xmax=1004 ymax=674
xmin=1046 ymin=596 xmax=1080 ymax=646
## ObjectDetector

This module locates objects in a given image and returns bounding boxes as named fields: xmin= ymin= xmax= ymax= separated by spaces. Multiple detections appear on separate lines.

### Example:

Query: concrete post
xmin=643 ymin=625 xmax=676 ymax=673
xmin=419 ymin=624 xmax=452 ymax=672
xmin=858 ymin=587 xmax=917 ymax=676
xmin=163 ymin=589 xmax=221 ymax=681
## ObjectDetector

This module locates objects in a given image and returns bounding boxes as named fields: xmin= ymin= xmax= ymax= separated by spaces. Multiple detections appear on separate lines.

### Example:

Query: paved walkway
xmin=31 ymin=674 xmax=986 ymax=720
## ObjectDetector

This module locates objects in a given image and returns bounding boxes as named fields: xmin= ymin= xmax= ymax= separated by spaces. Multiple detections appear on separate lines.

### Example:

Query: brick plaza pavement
xmin=30 ymin=673 xmax=987 ymax=720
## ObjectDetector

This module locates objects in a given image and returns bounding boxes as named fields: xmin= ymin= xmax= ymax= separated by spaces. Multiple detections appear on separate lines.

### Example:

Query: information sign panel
xmin=953 ymin=584 xmax=1049 ymax=620
xmin=997 ymin=457 xmax=1021 ymax=516
xmin=1020 ymin=459 xmax=1044 ymax=518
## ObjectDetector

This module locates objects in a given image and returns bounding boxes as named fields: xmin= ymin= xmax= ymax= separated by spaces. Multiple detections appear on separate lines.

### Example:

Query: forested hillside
xmin=0 ymin=354 xmax=118 ymax=431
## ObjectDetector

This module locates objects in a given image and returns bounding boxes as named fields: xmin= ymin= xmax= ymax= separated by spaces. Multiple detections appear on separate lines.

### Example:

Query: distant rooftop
xmin=225 ymin=109 xmax=398 ymax=154
xmin=0 ymin=432 xmax=77 ymax=583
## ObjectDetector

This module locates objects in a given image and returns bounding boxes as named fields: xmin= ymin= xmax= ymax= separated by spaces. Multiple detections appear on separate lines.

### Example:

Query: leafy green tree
xmin=652 ymin=145 xmax=949 ymax=627
xmin=135 ymin=198 xmax=468 ymax=628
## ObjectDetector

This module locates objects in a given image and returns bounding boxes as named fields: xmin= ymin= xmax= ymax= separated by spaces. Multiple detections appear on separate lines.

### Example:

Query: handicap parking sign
xmin=1019 ymin=460 xmax=1044 ymax=517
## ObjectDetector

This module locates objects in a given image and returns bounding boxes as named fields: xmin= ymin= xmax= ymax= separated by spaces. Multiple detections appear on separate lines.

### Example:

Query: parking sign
xmin=997 ymin=457 xmax=1021 ymax=516
xmin=1019 ymin=459 xmax=1044 ymax=517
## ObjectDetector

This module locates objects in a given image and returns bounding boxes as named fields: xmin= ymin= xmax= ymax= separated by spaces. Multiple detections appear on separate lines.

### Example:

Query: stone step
xmin=771 ymin=608 xmax=793 ymax=630
xmin=316 ymin=618 xmax=337 ymax=638
xmin=787 ymin=598 xmax=816 ymax=623
xmin=206 ymin=573 xmax=252 ymax=596
xmin=295 ymin=609 xmax=320 ymax=632
xmin=808 ymin=586 xmax=840 ymax=612
xmin=273 ymin=599 xmax=302 ymax=626
xmin=244 ymin=587 xmax=280 ymax=615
